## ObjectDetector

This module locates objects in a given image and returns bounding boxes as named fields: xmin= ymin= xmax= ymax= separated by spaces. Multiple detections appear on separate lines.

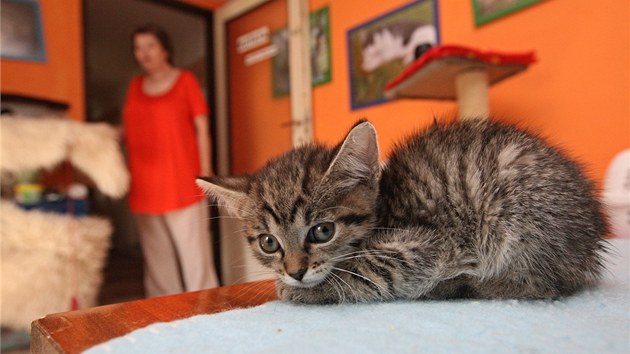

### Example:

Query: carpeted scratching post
xmin=384 ymin=45 xmax=536 ymax=119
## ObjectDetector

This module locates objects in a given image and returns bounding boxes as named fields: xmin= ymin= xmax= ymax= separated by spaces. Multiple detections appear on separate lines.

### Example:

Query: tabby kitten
xmin=197 ymin=119 xmax=608 ymax=304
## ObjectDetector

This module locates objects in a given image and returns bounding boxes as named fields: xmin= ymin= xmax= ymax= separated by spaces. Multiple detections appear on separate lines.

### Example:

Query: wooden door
xmin=227 ymin=0 xmax=292 ymax=175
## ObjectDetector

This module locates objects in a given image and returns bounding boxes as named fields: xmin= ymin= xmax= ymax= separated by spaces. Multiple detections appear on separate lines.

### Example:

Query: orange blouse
xmin=123 ymin=71 xmax=208 ymax=214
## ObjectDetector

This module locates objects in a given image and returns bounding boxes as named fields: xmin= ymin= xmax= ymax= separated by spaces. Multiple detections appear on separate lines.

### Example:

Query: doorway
xmin=83 ymin=0 xmax=217 ymax=301
xmin=84 ymin=0 xmax=213 ymax=127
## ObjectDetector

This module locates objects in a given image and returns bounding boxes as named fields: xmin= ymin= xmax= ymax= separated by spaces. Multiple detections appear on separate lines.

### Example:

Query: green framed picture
xmin=310 ymin=6 xmax=332 ymax=87
xmin=271 ymin=27 xmax=290 ymax=98
xmin=271 ymin=6 xmax=332 ymax=98
xmin=472 ymin=0 xmax=542 ymax=27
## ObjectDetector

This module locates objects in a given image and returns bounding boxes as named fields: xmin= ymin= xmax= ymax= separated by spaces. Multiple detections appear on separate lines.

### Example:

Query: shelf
xmin=384 ymin=45 xmax=536 ymax=118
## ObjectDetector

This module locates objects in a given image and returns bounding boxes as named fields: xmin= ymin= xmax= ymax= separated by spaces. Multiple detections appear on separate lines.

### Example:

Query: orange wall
xmin=309 ymin=0 xmax=629 ymax=188
xmin=3 ymin=0 xmax=627 ymax=186
xmin=1 ymin=0 xmax=85 ymax=120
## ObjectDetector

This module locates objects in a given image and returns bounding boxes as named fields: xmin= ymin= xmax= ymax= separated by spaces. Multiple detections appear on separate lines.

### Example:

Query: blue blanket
xmin=85 ymin=239 xmax=629 ymax=354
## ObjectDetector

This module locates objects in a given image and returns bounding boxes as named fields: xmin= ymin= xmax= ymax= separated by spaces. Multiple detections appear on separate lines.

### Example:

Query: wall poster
xmin=347 ymin=0 xmax=439 ymax=110
xmin=271 ymin=6 xmax=332 ymax=98
xmin=472 ymin=0 xmax=542 ymax=27
xmin=1 ymin=0 xmax=47 ymax=62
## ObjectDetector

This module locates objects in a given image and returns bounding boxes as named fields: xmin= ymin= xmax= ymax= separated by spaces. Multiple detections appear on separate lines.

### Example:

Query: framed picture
xmin=310 ymin=6 xmax=331 ymax=87
xmin=271 ymin=6 xmax=332 ymax=98
xmin=472 ymin=0 xmax=542 ymax=27
xmin=347 ymin=0 xmax=439 ymax=110
xmin=1 ymin=0 xmax=47 ymax=62
xmin=271 ymin=28 xmax=290 ymax=98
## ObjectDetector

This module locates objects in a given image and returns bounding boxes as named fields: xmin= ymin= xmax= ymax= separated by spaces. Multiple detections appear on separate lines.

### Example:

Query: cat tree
xmin=384 ymin=45 xmax=536 ymax=119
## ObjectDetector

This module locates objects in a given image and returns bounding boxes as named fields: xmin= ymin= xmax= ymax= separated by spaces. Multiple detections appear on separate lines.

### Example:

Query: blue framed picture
xmin=1 ymin=0 xmax=47 ymax=62
xmin=347 ymin=0 xmax=439 ymax=110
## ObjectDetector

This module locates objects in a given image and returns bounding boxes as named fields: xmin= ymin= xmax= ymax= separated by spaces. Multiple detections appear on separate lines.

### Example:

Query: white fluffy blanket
xmin=1 ymin=201 xmax=112 ymax=331
xmin=0 ymin=116 xmax=129 ymax=198
xmin=0 ymin=117 xmax=126 ymax=330
xmin=86 ymin=239 xmax=629 ymax=354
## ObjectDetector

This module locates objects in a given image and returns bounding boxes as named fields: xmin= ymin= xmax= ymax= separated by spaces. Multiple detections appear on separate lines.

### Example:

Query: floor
xmin=98 ymin=247 xmax=146 ymax=305
xmin=2 ymin=248 xmax=145 ymax=353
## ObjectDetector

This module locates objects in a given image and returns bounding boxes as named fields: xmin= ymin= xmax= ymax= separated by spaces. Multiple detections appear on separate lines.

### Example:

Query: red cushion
xmin=384 ymin=45 xmax=536 ymax=100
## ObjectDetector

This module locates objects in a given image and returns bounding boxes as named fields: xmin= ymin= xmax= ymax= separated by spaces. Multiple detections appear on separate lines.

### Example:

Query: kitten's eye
xmin=259 ymin=234 xmax=280 ymax=253
xmin=307 ymin=222 xmax=336 ymax=243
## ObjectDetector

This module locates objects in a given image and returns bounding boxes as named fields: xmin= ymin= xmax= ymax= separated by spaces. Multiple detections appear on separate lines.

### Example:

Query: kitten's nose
xmin=288 ymin=268 xmax=307 ymax=281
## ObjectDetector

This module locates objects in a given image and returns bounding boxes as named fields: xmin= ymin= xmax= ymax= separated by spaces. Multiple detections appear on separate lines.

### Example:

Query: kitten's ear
xmin=325 ymin=121 xmax=380 ymax=189
xmin=196 ymin=176 xmax=251 ymax=218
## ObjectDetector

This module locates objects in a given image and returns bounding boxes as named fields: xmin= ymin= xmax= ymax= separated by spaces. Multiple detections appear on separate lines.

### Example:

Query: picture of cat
xmin=361 ymin=23 xmax=436 ymax=72
xmin=348 ymin=0 xmax=438 ymax=109
xmin=198 ymin=119 xmax=608 ymax=304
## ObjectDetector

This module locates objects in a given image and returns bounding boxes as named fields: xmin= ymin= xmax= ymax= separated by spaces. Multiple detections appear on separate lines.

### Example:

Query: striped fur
xmin=197 ymin=119 xmax=608 ymax=304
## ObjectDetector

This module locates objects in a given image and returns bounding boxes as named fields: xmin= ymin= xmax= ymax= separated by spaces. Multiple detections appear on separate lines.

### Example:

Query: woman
xmin=123 ymin=24 xmax=218 ymax=297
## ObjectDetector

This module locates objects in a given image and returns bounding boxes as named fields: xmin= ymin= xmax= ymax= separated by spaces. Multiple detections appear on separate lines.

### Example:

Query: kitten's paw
xmin=277 ymin=283 xmax=310 ymax=303
xmin=276 ymin=281 xmax=340 ymax=304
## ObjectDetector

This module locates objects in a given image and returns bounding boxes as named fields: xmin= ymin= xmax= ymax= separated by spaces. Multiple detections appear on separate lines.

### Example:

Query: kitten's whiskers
xmin=328 ymin=271 xmax=357 ymax=302
xmin=325 ymin=275 xmax=345 ymax=304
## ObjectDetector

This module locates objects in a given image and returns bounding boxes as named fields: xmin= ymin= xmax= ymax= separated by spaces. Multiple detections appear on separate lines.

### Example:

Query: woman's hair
xmin=131 ymin=23 xmax=174 ymax=65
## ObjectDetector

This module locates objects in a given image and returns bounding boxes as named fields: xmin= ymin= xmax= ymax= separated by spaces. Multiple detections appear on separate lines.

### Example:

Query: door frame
xmin=212 ymin=0 xmax=312 ymax=284
xmin=213 ymin=0 xmax=312 ymax=176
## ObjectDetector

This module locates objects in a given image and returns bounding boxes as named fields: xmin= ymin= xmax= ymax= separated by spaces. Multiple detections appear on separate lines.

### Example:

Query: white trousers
xmin=134 ymin=201 xmax=219 ymax=297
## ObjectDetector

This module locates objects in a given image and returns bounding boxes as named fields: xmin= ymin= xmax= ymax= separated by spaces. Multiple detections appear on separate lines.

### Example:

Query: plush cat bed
xmin=1 ymin=201 xmax=112 ymax=331
xmin=0 ymin=116 xmax=127 ymax=331
xmin=85 ymin=238 xmax=629 ymax=354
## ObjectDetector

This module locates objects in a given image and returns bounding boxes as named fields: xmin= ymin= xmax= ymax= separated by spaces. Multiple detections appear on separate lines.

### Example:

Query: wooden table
xmin=31 ymin=280 xmax=277 ymax=353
